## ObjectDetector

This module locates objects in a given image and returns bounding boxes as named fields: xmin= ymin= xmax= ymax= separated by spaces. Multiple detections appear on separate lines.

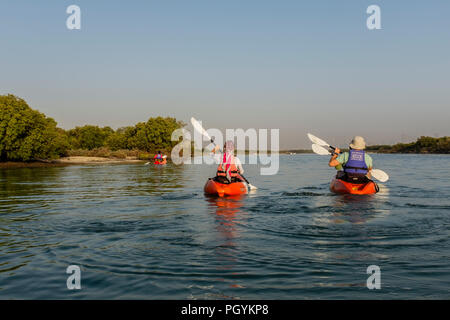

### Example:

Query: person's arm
xmin=366 ymin=154 xmax=373 ymax=177
xmin=328 ymin=148 xmax=341 ymax=167
xmin=235 ymin=157 xmax=244 ymax=174
xmin=212 ymin=145 xmax=221 ymax=154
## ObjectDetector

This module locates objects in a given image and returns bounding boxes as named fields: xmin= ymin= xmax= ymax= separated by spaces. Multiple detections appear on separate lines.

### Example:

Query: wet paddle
xmin=191 ymin=117 xmax=257 ymax=190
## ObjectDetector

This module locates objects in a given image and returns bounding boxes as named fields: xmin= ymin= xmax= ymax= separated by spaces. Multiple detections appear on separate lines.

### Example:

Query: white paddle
xmin=370 ymin=169 xmax=389 ymax=183
xmin=311 ymin=143 xmax=332 ymax=155
xmin=191 ymin=117 xmax=257 ymax=190
xmin=308 ymin=133 xmax=333 ymax=149
xmin=309 ymin=138 xmax=390 ymax=183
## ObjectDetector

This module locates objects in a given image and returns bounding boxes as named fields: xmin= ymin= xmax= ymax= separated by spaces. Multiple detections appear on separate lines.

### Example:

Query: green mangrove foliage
xmin=104 ymin=117 xmax=184 ymax=151
xmin=367 ymin=136 xmax=450 ymax=154
xmin=0 ymin=95 xmax=69 ymax=161
xmin=67 ymin=125 xmax=114 ymax=150
xmin=66 ymin=118 xmax=183 ymax=152
xmin=0 ymin=94 xmax=185 ymax=161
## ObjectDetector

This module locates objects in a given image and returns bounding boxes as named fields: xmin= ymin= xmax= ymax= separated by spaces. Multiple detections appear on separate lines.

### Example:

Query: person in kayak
xmin=212 ymin=140 xmax=245 ymax=183
xmin=154 ymin=151 xmax=165 ymax=164
xmin=328 ymin=136 xmax=373 ymax=183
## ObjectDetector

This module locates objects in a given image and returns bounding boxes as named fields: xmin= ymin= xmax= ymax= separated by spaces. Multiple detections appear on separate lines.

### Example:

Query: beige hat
xmin=349 ymin=136 xmax=366 ymax=149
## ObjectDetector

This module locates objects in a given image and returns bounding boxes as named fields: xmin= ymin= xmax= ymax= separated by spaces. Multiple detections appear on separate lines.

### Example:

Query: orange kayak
xmin=204 ymin=178 xmax=249 ymax=197
xmin=330 ymin=178 xmax=379 ymax=195
xmin=154 ymin=159 xmax=167 ymax=165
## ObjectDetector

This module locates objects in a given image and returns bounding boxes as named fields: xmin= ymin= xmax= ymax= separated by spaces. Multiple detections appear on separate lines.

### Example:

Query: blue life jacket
xmin=344 ymin=149 xmax=368 ymax=175
xmin=156 ymin=154 xmax=162 ymax=159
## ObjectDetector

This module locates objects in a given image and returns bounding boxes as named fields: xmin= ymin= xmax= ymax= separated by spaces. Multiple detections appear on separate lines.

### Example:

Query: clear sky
xmin=1 ymin=0 xmax=449 ymax=149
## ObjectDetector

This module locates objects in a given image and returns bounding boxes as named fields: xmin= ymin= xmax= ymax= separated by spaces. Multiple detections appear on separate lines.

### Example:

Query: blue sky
xmin=1 ymin=0 xmax=449 ymax=148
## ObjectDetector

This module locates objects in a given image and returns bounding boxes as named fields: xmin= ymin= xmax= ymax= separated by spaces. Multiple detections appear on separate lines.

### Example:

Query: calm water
xmin=0 ymin=154 xmax=449 ymax=299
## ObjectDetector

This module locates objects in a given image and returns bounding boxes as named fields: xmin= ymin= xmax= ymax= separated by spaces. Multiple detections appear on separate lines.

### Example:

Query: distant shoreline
xmin=2 ymin=152 xmax=449 ymax=169
xmin=278 ymin=149 xmax=450 ymax=155
xmin=0 ymin=157 xmax=144 ymax=168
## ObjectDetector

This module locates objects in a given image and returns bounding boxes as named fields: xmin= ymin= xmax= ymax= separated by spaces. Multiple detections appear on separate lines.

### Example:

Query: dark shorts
xmin=336 ymin=171 xmax=370 ymax=184
xmin=214 ymin=175 xmax=244 ymax=184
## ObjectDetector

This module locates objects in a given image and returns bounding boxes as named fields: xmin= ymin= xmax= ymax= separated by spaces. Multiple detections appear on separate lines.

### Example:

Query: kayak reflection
xmin=328 ymin=191 xmax=390 ymax=224
xmin=205 ymin=195 xmax=248 ymax=291
xmin=205 ymin=195 xmax=247 ymax=239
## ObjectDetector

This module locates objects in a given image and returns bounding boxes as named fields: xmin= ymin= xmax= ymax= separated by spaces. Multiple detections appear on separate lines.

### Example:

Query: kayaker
xmin=154 ymin=151 xmax=164 ymax=164
xmin=328 ymin=136 xmax=373 ymax=183
xmin=212 ymin=140 xmax=245 ymax=183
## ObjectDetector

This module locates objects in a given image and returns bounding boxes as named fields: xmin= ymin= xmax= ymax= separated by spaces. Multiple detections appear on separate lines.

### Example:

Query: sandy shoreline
xmin=0 ymin=156 xmax=145 ymax=168
xmin=56 ymin=156 xmax=144 ymax=164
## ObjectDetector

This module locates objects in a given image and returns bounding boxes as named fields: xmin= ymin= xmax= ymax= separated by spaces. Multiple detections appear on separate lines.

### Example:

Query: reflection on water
xmin=136 ymin=163 xmax=187 ymax=196
xmin=329 ymin=193 xmax=390 ymax=225
xmin=205 ymin=195 xmax=248 ymax=291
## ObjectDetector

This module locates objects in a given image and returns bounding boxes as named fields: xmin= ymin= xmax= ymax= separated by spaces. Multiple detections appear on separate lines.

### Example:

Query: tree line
xmin=367 ymin=136 xmax=450 ymax=154
xmin=2 ymin=94 xmax=449 ymax=162
xmin=0 ymin=94 xmax=184 ymax=161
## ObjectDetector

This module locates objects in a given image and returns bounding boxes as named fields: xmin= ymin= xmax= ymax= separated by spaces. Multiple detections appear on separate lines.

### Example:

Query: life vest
xmin=217 ymin=153 xmax=239 ymax=178
xmin=154 ymin=154 xmax=164 ymax=164
xmin=343 ymin=149 xmax=368 ymax=175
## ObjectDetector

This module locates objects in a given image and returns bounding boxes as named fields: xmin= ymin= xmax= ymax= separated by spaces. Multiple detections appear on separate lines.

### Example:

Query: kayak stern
xmin=330 ymin=178 xmax=379 ymax=195
xmin=204 ymin=178 xmax=248 ymax=197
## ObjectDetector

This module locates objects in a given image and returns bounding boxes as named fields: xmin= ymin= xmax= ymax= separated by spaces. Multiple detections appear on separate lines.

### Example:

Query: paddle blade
xmin=307 ymin=133 xmax=330 ymax=147
xmin=248 ymin=184 xmax=257 ymax=190
xmin=371 ymin=169 xmax=389 ymax=182
xmin=312 ymin=144 xmax=331 ymax=155
xmin=191 ymin=117 xmax=211 ymax=140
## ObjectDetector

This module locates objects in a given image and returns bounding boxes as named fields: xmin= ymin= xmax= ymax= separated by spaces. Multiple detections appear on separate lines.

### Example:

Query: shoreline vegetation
xmin=1 ymin=94 xmax=449 ymax=169
xmin=282 ymin=136 xmax=450 ymax=155
xmin=0 ymin=94 xmax=183 ymax=166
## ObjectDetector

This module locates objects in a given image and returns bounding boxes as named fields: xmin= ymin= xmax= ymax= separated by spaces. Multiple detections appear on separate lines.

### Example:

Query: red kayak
xmin=204 ymin=178 xmax=249 ymax=197
xmin=154 ymin=159 xmax=167 ymax=165
xmin=330 ymin=178 xmax=379 ymax=195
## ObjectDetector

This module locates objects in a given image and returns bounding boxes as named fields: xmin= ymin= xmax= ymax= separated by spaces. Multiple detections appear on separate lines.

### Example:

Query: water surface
xmin=0 ymin=154 xmax=449 ymax=299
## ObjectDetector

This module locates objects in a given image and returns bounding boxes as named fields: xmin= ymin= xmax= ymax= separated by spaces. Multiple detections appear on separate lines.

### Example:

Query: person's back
xmin=154 ymin=151 xmax=162 ymax=159
xmin=329 ymin=136 xmax=373 ymax=183
xmin=214 ymin=141 xmax=244 ymax=182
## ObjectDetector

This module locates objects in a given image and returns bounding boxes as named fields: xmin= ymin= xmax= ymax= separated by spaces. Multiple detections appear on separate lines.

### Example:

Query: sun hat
xmin=349 ymin=136 xmax=366 ymax=150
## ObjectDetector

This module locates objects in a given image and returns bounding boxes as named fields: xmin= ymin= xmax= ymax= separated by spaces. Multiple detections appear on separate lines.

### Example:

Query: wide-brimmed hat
xmin=349 ymin=136 xmax=366 ymax=149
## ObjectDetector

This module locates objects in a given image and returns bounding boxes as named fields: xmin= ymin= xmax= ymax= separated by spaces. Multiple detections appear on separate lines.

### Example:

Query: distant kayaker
xmin=212 ymin=140 xmax=245 ymax=183
xmin=328 ymin=136 xmax=373 ymax=183
xmin=154 ymin=151 xmax=166 ymax=164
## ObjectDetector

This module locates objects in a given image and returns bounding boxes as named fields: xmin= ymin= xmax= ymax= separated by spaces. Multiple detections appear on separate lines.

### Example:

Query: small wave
xmin=282 ymin=192 xmax=323 ymax=197
xmin=302 ymin=186 xmax=323 ymax=190
xmin=161 ymin=193 xmax=198 ymax=200
xmin=405 ymin=203 xmax=450 ymax=209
